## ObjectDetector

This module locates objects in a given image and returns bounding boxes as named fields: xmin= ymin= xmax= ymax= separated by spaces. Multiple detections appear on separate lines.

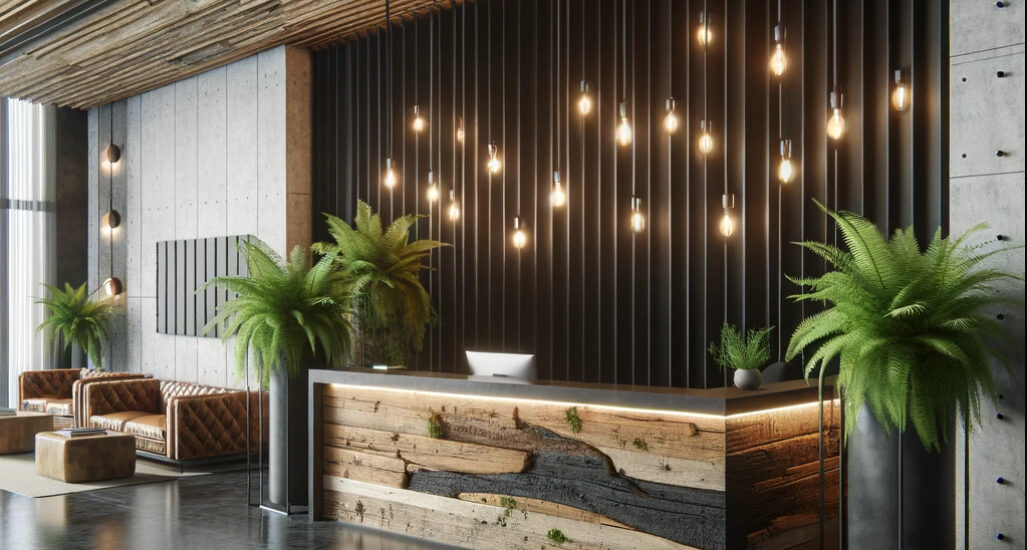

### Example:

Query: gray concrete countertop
xmin=309 ymin=368 xmax=832 ymax=416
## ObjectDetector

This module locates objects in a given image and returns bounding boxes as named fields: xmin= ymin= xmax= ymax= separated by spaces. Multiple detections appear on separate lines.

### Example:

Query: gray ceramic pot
xmin=733 ymin=368 xmax=762 ymax=390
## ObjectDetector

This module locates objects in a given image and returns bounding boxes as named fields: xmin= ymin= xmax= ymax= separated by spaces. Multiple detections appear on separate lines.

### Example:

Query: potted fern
xmin=313 ymin=200 xmax=447 ymax=368
xmin=202 ymin=240 xmax=351 ymax=509
xmin=708 ymin=323 xmax=774 ymax=390
xmin=786 ymin=200 xmax=1020 ymax=545
xmin=36 ymin=282 xmax=117 ymax=371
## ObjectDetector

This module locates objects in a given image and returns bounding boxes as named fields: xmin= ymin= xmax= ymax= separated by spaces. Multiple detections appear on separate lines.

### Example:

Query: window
xmin=2 ymin=98 xmax=56 ymax=407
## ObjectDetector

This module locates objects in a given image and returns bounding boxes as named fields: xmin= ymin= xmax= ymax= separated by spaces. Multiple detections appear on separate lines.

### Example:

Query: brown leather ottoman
xmin=35 ymin=431 xmax=136 ymax=482
xmin=0 ymin=412 xmax=54 ymax=454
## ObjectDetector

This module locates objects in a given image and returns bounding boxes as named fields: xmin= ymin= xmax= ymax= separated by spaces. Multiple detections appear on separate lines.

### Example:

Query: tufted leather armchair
xmin=18 ymin=368 xmax=146 ymax=427
xmin=83 ymin=378 xmax=268 ymax=461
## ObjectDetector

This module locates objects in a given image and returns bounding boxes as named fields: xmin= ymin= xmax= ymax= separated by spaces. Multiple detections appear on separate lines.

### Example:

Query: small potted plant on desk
xmin=709 ymin=323 xmax=774 ymax=390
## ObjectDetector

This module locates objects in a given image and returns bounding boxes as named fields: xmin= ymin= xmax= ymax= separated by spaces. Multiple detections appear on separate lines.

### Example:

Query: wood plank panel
xmin=323 ymin=478 xmax=699 ymax=550
xmin=323 ymin=424 xmax=530 ymax=476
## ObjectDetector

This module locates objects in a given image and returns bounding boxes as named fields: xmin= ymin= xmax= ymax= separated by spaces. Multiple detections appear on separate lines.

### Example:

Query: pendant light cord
xmin=386 ymin=0 xmax=392 ymax=158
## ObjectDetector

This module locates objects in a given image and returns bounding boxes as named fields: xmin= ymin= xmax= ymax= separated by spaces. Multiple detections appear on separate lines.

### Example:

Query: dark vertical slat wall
xmin=311 ymin=0 xmax=947 ymax=388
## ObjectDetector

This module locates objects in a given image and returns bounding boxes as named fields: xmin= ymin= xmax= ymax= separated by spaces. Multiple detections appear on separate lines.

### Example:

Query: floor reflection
xmin=1 ymin=470 xmax=449 ymax=550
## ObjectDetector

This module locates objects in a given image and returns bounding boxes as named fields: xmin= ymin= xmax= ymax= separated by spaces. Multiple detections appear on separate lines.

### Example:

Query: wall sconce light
xmin=630 ymin=196 xmax=646 ymax=233
xmin=778 ymin=139 xmax=794 ymax=183
xmin=103 ymin=277 xmax=123 ymax=297
xmin=412 ymin=104 xmax=426 ymax=132
xmin=617 ymin=101 xmax=632 ymax=146
xmin=663 ymin=98 xmax=679 ymax=134
xmin=447 ymin=189 xmax=461 ymax=221
xmin=698 ymin=120 xmax=714 ymax=155
xmin=550 ymin=171 xmax=567 ymax=207
xmin=891 ymin=69 xmax=909 ymax=112
xmin=427 ymin=170 xmax=439 ymax=202
xmin=383 ymin=157 xmax=397 ymax=189
xmin=719 ymin=193 xmax=736 ymax=238
xmin=101 ymin=210 xmax=121 ymax=230
xmin=826 ymin=91 xmax=846 ymax=140
xmin=577 ymin=80 xmax=593 ymax=115
xmin=105 ymin=144 xmax=121 ymax=164
xmin=487 ymin=142 xmax=502 ymax=174
xmin=511 ymin=216 xmax=528 ymax=249
xmin=770 ymin=25 xmax=787 ymax=76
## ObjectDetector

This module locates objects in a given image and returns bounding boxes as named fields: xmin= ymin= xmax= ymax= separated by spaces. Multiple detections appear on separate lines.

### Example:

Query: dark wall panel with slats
xmin=312 ymin=0 xmax=948 ymax=388
xmin=155 ymin=235 xmax=251 ymax=337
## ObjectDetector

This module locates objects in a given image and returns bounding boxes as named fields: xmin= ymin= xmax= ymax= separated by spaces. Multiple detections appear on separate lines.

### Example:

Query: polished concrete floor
xmin=0 ymin=468 xmax=449 ymax=550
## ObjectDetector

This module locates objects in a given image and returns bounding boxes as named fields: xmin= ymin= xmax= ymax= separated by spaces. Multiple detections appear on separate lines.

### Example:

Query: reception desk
xmin=309 ymin=369 xmax=839 ymax=550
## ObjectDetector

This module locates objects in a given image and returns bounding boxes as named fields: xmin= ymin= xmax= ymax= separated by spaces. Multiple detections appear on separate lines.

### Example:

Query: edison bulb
xmin=383 ymin=165 xmax=397 ymax=189
xmin=891 ymin=84 xmax=909 ymax=111
xmin=770 ymin=44 xmax=787 ymax=76
xmin=550 ymin=182 xmax=566 ymax=207
xmin=512 ymin=228 xmax=527 ymax=249
xmin=578 ymin=94 xmax=592 ymax=115
xmin=456 ymin=127 xmax=465 ymax=143
xmin=448 ymin=201 xmax=460 ymax=221
xmin=631 ymin=210 xmax=646 ymax=233
xmin=697 ymin=24 xmax=711 ymax=46
xmin=617 ymin=117 xmax=632 ymax=146
xmin=413 ymin=116 xmax=425 ymax=132
xmin=487 ymin=144 xmax=502 ymax=174
xmin=698 ymin=132 xmax=714 ymax=155
xmin=512 ymin=217 xmax=527 ymax=249
xmin=719 ymin=213 xmax=735 ymax=237
xmin=826 ymin=108 xmax=845 ymax=140
xmin=664 ymin=112 xmax=679 ymax=134
xmin=427 ymin=184 xmax=439 ymax=202
xmin=778 ymin=158 xmax=794 ymax=183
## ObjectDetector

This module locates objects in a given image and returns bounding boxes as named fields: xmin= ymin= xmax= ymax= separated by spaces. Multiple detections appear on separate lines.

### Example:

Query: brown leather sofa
xmin=18 ymin=368 xmax=146 ymax=428
xmin=82 ymin=378 xmax=268 ymax=462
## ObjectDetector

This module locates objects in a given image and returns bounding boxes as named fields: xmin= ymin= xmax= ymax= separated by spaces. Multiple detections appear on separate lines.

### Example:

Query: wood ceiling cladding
xmin=0 ymin=0 xmax=460 ymax=109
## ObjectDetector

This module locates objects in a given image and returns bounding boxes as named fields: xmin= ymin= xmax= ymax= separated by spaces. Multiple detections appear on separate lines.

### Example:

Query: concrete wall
xmin=950 ymin=2 xmax=1025 ymax=548
xmin=87 ymin=46 xmax=311 ymax=388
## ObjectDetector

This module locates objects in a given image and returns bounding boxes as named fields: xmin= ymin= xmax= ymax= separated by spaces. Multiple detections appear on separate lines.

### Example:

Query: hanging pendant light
xmin=412 ymin=104 xmax=426 ymax=132
xmin=778 ymin=139 xmax=794 ymax=183
xmin=630 ymin=196 xmax=646 ymax=233
xmin=698 ymin=120 xmax=714 ymax=155
xmin=511 ymin=216 xmax=528 ymax=249
xmin=577 ymin=80 xmax=592 ymax=115
xmin=447 ymin=189 xmax=460 ymax=221
xmin=487 ymin=142 xmax=502 ymax=173
xmin=550 ymin=171 xmax=567 ymax=207
xmin=456 ymin=117 xmax=465 ymax=143
xmin=770 ymin=25 xmax=787 ymax=76
xmin=663 ymin=98 xmax=679 ymax=134
xmin=719 ymin=193 xmax=735 ymax=238
xmin=826 ymin=91 xmax=845 ymax=140
xmin=383 ymin=157 xmax=397 ymax=189
xmin=891 ymin=69 xmax=909 ymax=112
xmin=617 ymin=101 xmax=632 ymax=146
xmin=697 ymin=10 xmax=712 ymax=46
xmin=427 ymin=169 xmax=439 ymax=202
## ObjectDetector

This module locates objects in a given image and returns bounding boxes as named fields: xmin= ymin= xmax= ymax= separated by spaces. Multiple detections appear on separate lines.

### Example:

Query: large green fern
xmin=201 ymin=240 xmax=352 ymax=385
xmin=313 ymin=200 xmax=448 ymax=365
xmin=36 ymin=282 xmax=117 ymax=371
xmin=786 ymin=199 xmax=1021 ymax=451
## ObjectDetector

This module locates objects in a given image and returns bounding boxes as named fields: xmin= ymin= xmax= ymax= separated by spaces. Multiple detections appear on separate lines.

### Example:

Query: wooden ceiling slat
xmin=0 ymin=0 xmax=459 ymax=109
xmin=26 ymin=0 xmax=281 ymax=102
xmin=8 ymin=0 xmax=245 ymax=95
